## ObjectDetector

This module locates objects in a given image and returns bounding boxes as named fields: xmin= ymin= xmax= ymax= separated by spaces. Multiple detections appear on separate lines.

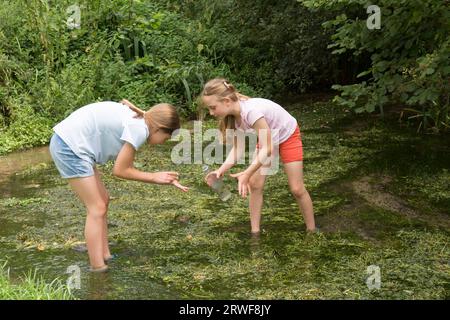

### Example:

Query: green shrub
xmin=301 ymin=0 xmax=450 ymax=132
xmin=0 ymin=104 xmax=52 ymax=155
xmin=0 ymin=0 xmax=257 ymax=153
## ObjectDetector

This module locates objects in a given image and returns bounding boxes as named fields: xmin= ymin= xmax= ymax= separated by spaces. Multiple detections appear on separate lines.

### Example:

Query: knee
xmin=88 ymin=201 xmax=108 ymax=218
xmin=290 ymin=185 xmax=307 ymax=199
xmin=249 ymin=179 xmax=265 ymax=193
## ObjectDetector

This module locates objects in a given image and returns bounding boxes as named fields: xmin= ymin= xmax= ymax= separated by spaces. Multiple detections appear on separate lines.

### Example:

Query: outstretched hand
xmin=151 ymin=172 xmax=189 ymax=192
xmin=230 ymin=171 xmax=251 ymax=198
xmin=151 ymin=171 xmax=179 ymax=184
xmin=172 ymin=179 xmax=189 ymax=192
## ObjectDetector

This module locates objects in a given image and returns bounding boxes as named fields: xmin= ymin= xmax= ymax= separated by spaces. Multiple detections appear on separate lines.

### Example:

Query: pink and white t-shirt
xmin=235 ymin=98 xmax=297 ymax=145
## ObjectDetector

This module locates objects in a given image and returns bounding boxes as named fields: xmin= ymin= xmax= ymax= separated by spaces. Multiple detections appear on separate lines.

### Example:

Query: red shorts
xmin=257 ymin=126 xmax=303 ymax=163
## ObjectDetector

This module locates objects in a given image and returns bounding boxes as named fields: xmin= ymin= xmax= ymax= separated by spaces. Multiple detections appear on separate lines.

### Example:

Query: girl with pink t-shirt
xmin=201 ymin=78 xmax=317 ymax=234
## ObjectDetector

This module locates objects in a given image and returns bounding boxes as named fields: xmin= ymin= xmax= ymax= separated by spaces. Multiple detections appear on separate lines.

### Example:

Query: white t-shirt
xmin=53 ymin=101 xmax=149 ymax=164
xmin=235 ymin=98 xmax=297 ymax=145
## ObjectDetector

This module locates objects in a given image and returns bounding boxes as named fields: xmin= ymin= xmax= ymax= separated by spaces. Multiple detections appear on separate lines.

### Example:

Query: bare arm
xmin=113 ymin=142 xmax=188 ymax=191
xmin=217 ymin=132 xmax=246 ymax=176
xmin=230 ymin=117 xmax=273 ymax=197
xmin=240 ymin=117 xmax=273 ymax=177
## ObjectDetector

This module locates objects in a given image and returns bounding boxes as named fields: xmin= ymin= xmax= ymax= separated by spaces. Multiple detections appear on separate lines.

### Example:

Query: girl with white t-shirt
xmin=201 ymin=78 xmax=316 ymax=234
xmin=49 ymin=100 xmax=188 ymax=272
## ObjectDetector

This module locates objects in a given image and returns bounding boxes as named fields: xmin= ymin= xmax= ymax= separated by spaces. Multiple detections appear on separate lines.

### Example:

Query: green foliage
xmin=301 ymin=0 xmax=450 ymax=132
xmin=167 ymin=0 xmax=339 ymax=95
xmin=0 ymin=0 xmax=252 ymax=153
xmin=0 ymin=104 xmax=52 ymax=154
xmin=1 ymin=197 xmax=51 ymax=207
xmin=1 ymin=0 xmax=449 ymax=154
xmin=0 ymin=261 xmax=74 ymax=300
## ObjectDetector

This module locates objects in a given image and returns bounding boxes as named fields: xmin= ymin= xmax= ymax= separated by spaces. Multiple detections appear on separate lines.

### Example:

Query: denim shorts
xmin=49 ymin=133 xmax=95 ymax=179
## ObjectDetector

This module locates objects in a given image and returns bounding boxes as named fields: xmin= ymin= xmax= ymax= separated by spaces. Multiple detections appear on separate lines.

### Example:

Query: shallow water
xmin=0 ymin=154 xmax=182 ymax=299
xmin=0 ymin=148 xmax=265 ymax=299
xmin=0 ymin=146 xmax=52 ymax=197
xmin=0 ymin=103 xmax=449 ymax=299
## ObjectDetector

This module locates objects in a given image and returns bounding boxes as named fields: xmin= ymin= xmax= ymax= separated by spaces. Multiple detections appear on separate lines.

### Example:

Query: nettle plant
xmin=301 ymin=0 xmax=450 ymax=132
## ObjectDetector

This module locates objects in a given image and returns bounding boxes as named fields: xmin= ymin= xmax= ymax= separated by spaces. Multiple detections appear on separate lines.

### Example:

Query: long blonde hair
xmin=126 ymin=101 xmax=180 ymax=135
xmin=200 ymin=78 xmax=250 ymax=144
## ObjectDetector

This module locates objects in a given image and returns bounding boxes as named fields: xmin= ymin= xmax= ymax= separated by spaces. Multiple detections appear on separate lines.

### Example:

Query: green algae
xmin=0 ymin=99 xmax=448 ymax=299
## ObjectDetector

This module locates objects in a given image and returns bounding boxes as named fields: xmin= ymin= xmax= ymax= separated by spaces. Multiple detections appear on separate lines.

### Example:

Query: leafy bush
xmin=0 ymin=0 xmax=253 ymax=153
xmin=165 ymin=0 xmax=340 ymax=95
xmin=0 ymin=103 xmax=52 ymax=154
xmin=301 ymin=0 xmax=450 ymax=132
xmin=1 ymin=0 xmax=448 ymax=154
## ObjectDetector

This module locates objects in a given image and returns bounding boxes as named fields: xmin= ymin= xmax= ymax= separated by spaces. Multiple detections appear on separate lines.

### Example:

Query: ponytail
xmin=120 ymin=99 xmax=180 ymax=135
xmin=121 ymin=99 xmax=145 ymax=118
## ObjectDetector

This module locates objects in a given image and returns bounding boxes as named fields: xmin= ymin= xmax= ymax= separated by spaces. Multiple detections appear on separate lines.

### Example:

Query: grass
xmin=0 ymin=98 xmax=449 ymax=299
xmin=0 ymin=261 xmax=74 ymax=300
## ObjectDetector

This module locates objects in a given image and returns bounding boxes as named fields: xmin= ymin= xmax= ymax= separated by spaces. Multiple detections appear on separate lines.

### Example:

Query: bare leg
xmin=248 ymin=170 xmax=267 ymax=234
xmin=283 ymin=161 xmax=316 ymax=231
xmin=93 ymin=167 xmax=111 ymax=260
xmin=68 ymin=175 xmax=108 ymax=269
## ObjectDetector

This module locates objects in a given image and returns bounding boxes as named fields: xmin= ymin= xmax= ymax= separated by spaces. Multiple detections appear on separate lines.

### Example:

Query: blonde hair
xmin=200 ymin=78 xmax=250 ymax=144
xmin=127 ymin=102 xmax=180 ymax=135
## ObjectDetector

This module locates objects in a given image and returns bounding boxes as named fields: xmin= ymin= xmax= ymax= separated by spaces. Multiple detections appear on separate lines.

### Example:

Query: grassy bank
xmin=0 ymin=261 xmax=73 ymax=300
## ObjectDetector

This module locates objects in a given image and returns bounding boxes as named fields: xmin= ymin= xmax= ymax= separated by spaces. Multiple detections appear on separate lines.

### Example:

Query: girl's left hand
xmin=230 ymin=172 xmax=251 ymax=198
xmin=172 ymin=179 xmax=189 ymax=192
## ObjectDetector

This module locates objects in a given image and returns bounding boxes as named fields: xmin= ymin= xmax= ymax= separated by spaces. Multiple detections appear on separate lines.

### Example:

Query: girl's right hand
xmin=151 ymin=172 xmax=180 ymax=185
xmin=172 ymin=180 xmax=189 ymax=192
xmin=151 ymin=172 xmax=189 ymax=192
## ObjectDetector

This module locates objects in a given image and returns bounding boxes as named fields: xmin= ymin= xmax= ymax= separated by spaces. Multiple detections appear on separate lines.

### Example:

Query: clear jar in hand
xmin=202 ymin=165 xmax=232 ymax=202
